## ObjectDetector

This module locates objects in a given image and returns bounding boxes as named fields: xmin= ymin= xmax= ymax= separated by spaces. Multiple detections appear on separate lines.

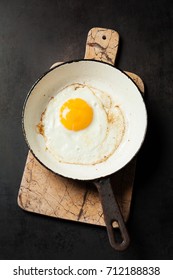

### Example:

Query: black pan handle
xmin=94 ymin=177 xmax=130 ymax=251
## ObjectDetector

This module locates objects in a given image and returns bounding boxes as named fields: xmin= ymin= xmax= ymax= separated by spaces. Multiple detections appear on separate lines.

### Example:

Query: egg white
xmin=39 ymin=83 xmax=125 ymax=165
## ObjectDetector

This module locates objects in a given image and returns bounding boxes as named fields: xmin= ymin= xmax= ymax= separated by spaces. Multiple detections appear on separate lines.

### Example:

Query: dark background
xmin=0 ymin=0 xmax=172 ymax=260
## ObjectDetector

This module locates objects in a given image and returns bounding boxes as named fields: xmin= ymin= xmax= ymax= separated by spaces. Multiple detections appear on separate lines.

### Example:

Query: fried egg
xmin=37 ymin=83 xmax=125 ymax=165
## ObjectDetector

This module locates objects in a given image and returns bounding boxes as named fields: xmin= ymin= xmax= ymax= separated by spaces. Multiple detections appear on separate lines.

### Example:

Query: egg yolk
xmin=60 ymin=98 xmax=93 ymax=131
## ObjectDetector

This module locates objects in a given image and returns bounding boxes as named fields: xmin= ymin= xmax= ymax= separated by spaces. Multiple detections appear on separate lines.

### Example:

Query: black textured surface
xmin=0 ymin=0 xmax=173 ymax=259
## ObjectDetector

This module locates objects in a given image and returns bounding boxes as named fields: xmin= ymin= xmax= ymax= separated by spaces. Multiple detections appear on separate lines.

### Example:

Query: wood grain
xmin=18 ymin=27 xmax=144 ymax=227
xmin=85 ymin=27 xmax=119 ymax=64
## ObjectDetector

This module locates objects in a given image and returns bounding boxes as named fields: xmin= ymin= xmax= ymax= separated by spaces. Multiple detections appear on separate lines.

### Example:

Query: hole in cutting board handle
xmin=102 ymin=35 xmax=106 ymax=40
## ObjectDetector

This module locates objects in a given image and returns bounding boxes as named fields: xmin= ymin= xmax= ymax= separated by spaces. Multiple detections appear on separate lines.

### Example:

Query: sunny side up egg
xmin=37 ymin=83 xmax=125 ymax=165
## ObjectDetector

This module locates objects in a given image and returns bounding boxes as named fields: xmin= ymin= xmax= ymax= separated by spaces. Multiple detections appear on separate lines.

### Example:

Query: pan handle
xmin=94 ymin=177 xmax=130 ymax=251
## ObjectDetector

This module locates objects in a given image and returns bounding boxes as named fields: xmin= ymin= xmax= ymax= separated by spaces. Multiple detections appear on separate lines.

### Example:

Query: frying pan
xmin=22 ymin=28 xmax=147 ymax=251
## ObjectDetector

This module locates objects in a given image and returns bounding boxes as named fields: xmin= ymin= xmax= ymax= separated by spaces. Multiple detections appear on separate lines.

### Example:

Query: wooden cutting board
xmin=18 ymin=28 xmax=144 ymax=227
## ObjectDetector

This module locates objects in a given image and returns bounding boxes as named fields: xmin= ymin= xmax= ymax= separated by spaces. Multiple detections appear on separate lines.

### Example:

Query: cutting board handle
xmin=84 ymin=27 xmax=119 ymax=65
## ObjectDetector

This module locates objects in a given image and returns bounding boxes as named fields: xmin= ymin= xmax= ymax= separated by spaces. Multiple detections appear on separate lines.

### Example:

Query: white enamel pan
xmin=22 ymin=28 xmax=147 ymax=251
